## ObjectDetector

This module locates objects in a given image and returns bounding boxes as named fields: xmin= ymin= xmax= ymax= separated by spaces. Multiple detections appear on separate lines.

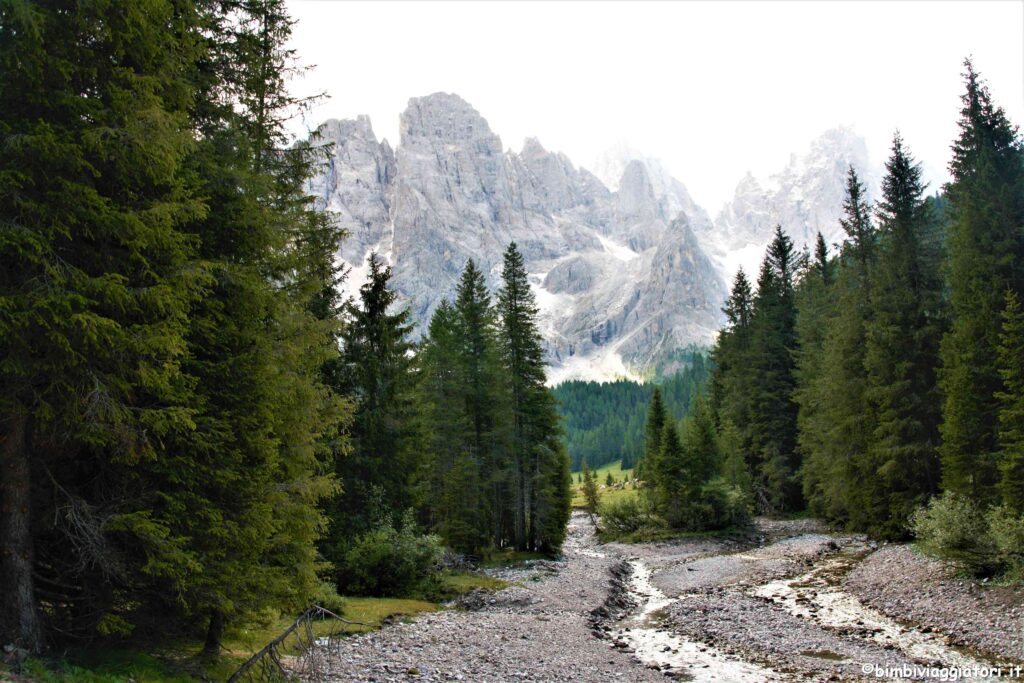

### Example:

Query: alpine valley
xmin=307 ymin=93 xmax=876 ymax=382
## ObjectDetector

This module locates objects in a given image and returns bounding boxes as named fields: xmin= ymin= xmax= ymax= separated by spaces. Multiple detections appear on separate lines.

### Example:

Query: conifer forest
xmin=1 ymin=1 xmax=1022 ymax=681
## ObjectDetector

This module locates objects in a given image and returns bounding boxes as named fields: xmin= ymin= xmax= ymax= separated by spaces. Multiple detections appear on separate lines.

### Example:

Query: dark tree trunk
xmin=0 ymin=412 xmax=43 ymax=652
xmin=203 ymin=609 xmax=224 ymax=658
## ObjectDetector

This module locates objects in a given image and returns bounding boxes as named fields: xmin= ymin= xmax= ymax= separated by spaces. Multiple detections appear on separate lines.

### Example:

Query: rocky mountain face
xmin=307 ymin=95 xmax=875 ymax=382
xmin=696 ymin=127 xmax=877 ymax=283
xmin=308 ymin=93 xmax=726 ymax=382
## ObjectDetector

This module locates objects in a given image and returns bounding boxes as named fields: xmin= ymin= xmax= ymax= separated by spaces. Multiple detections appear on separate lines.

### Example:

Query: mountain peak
xmin=400 ymin=92 xmax=498 ymax=146
xmin=310 ymin=95 xmax=726 ymax=381
xmin=701 ymin=126 xmax=878 ymax=282
xmin=521 ymin=136 xmax=548 ymax=157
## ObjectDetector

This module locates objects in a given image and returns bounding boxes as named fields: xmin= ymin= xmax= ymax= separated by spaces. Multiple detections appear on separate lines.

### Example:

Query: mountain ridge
xmin=307 ymin=93 xmax=875 ymax=382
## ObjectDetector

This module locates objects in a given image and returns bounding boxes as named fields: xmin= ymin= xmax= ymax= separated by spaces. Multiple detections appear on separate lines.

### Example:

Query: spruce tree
xmin=1 ymin=0 xmax=347 ymax=653
xmin=793 ymin=234 xmax=835 ymax=505
xmin=860 ymin=133 xmax=944 ymax=539
xmin=997 ymin=290 xmax=1024 ymax=514
xmin=748 ymin=227 xmax=800 ymax=513
xmin=939 ymin=61 xmax=1024 ymax=503
xmin=712 ymin=270 xmax=755 ymax=441
xmin=156 ymin=0 xmax=347 ymax=652
xmin=655 ymin=421 xmax=686 ymax=525
xmin=416 ymin=301 xmax=485 ymax=552
xmin=0 ymin=0 xmax=205 ymax=650
xmin=582 ymin=460 xmax=600 ymax=521
xmin=679 ymin=395 xmax=720 ymax=492
xmin=326 ymin=253 xmax=417 ymax=573
xmin=709 ymin=269 xmax=757 ymax=508
xmin=454 ymin=259 xmax=510 ymax=547
xmin=497 ymin=243 xmax=569 ymax=551
xmin=801 ymin=167 xmax=876 ymax=523
xmin=813 ymin=233 xmax=834 ymax=287
xmin=642 ymin=387 xmax=668 ymax=486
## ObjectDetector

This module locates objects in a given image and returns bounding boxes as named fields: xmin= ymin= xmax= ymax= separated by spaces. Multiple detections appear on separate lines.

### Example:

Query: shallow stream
xmin=611 ymin=538 xmax=1005 ymax=681
xmin=613 ymin=559 xmax=786 ymax=681
xmin=751 ymin=549 xmax=1002 ymax=679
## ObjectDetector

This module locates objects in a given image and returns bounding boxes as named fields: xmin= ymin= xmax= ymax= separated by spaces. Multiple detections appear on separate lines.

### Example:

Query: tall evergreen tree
xmin=0 ymin=0 xmax=346 ymax=652
xmin=453 ymin=259 xmax=510 ymax=546
xmin=497 ymin=243 xmax=569 ymax=552
xmin=939 ymin=61 xmax=1024 ymax=503
xmin=748 ymin=227 xmax=800 ymax=512
xmin=859 ymin=133 xmax=944 ymax=538
xmin=712 ymin=270 xmax=755 ymax=435
xmin=996 ymin=290 xmax=1024 ymax=514
xmin=651 ymin=395 xmax=720 ymax=530
xmin=800 ymin=167 xmax=876 ymax=523
xmin=710 ymin=269 xmax=756 ymax=500
xmin=793 ymin=235 xmax=836 ymax=511
xmin=0 ymin=0 xmax=205 ymax=650
xmin=654 ymin=421 xmax=686 ymax=524
xmin=157 ymin=0 xmax=345 ymax=652
xmin=678 ymin=395 xmax=720 ymax=492
xmin=416 ymin=301 xmax=485 ymax=552
xmin=326 ymin=254 xmax=417 ymax=570
xmin=641 ymin=387 xmax=668 ymax=484
xmin=812 ymin=233 xmax=834 ymax=287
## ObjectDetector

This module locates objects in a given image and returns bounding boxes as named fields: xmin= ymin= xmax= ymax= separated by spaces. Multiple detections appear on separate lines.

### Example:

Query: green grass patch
xmin=17 ymin=650 xmax=197 ymax=683
xmin=12 ymin=597 xmax=443 ymax=683
xmin=570 ymin=459 xmax=634 ymax=480
xmin=332 ymin=597 xmax=441 ymax=634
xmin=570 ymin=460 xmax=641 ymax=508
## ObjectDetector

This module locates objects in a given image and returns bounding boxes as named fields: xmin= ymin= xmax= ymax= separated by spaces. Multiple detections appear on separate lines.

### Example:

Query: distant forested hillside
xmin=554 ymin=353 xmax=711 ymax=471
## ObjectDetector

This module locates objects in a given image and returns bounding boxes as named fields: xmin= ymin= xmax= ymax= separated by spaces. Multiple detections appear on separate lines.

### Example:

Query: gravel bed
xmin=844 ymin=544 xmax=1024 ymax=664
xmin=314 ymin=515 xmax=1021 ymax=681
xmin=317 ymin=611 xmax=665 ymax=682
xmin=650 ymin=533 xmax=845 ymax=596
xmin=663 ymin=588 xmax=919 ymax=681
xmin=315 ymin=514 xmax=665 ymax=682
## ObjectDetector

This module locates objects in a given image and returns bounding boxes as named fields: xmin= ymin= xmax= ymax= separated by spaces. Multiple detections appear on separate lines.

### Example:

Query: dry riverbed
xmin=313 ymin=514 xmax=1021 ymax=682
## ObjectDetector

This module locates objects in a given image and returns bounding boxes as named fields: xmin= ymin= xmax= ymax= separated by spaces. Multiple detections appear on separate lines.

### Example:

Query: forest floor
xmin=314 ymin=513 xmax=1023 ymax=682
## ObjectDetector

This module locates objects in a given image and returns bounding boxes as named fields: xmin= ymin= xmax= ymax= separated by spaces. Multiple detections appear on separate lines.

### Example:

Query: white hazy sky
xmin=286 ymin=0 xmax=1024 ymax=211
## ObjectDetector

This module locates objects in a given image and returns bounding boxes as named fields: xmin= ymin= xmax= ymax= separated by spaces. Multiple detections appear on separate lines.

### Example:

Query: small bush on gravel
xmin=697 ymin=478 xmax=752 ymax=529
xmin=600 ymin=496 xmax=660 ymax=535
xmin=911 ymin=493 xmax=1024 ymax=580
xmin=987 ymin=506 xmax=1024 ymax=580
xmin=341 ymin=510 xmax=443 ymax=597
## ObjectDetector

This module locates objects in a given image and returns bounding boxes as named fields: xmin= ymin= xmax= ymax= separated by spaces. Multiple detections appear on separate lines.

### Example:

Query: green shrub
xmin=910 ymin=493 xmax=1022 ymax=578
xmin=987 ymin=505 xmax=1024 ymax=580
xmin=697 ymin=478 xmax=751 ymax=530
xmin=661 ymin=479 xmax=751 ymax=532
xmin=310 ymin=579 xmax=347 ymax=613
xmin=340 ymin=511 xmax=443 ymax=598
xmin=600 ymin=496 xmax=659 ymax=535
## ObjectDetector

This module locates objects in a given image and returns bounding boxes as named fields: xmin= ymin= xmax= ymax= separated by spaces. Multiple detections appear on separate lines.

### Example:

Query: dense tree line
xmin=710 ymin=62 xmax=1024 ymax=546
xmin=628 ymin=384 xmax=749 ymax=533
xmin=323 ymin=243 xmax=570 ymax=573
xmin=552 ymin=354 xmax=710 ymax=471
xmin=0 ymin=0 xmax=570 ymax=660
xmin=0 ymin=0 xmax=349 ymax=655
xmin=413 ymin=246 xmax=571 ymax=556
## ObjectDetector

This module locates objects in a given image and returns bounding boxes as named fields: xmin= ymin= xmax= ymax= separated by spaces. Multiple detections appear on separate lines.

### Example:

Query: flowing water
xmin=750 ymin=550 xmax=1003 ymax=679
xmin=613 ymin=559 xmax=787 ymax=681
xmin=609 ymin=535 xmax=1007 ymax=681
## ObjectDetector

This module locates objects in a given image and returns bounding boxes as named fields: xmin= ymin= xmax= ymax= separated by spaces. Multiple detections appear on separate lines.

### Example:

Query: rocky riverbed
xmin=313 ymin=513 xmax=1021 ymax=681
